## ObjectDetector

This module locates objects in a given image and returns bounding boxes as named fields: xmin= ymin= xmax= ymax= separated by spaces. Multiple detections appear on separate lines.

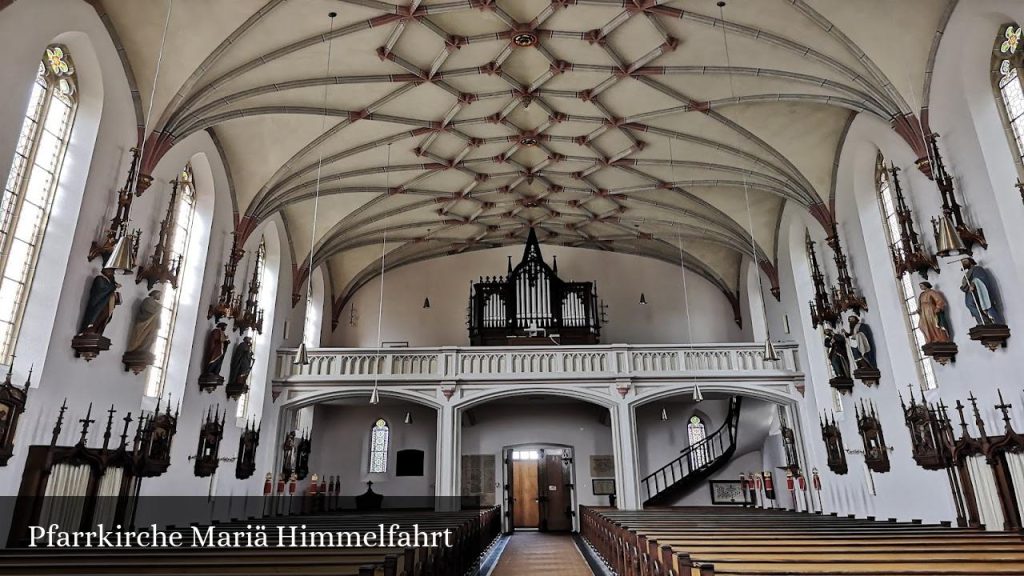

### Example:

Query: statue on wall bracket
xmin=122 ymin=290 xmax=162 ymax=374
xmin=845 ymin=315 xmax=880 ymax=386
xmin=918 ymin=281 xmax=957 ymax=365
xmin=198 ymin=322 xmax=229 ymax=392
xmin=959 ymin=257 xmax=1010 ymax=351
xmin=225 ymin=335 xmax=254 ymax=399
xmin=71 ymin=268 xmax=122 ymax=360
xmin=823 ymin=328 xmax=853 ymax=394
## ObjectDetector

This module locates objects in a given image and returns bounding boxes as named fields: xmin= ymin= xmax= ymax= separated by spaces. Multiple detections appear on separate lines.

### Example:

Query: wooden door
xmin=512 ymin=459 xmax=540 ymax=528
xmin=542 ymin=452 xmax=572 ymax=531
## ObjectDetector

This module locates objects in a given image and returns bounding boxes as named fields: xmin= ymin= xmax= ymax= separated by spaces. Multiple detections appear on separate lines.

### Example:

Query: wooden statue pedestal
xmin=225 ymin=380 xmax=249 ymax=400
xmin=829 ymin=376 xmax=854 ymax=394
xmin=122 ymin=350 xmax=155 ymax=374
xmin=922 ymin=341 xmax=958 ymax=365
xmin=71 ymin=333 xmax=110 ymax=361
xmin=853 ymin=367 xmax=881 ymax=386
xmin=197 ymin=374 xmax=223 ymax=393
xmin=968 ymin=324 xmax=1010 ymax=351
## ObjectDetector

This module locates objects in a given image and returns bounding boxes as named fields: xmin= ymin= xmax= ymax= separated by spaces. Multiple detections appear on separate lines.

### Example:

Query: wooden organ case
xmin=469 ymin=229 xmax=601 ymax=346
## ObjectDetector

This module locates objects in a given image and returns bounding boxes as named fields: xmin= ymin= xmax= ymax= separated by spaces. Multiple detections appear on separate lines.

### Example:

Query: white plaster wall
xmin=459 ymin=400 xmax=614 ymax=507
xmin=309 ymin=402 xmax=438 ymax=498
xmin=332 ymin=245 xmax=748 ymax=347
xmin=0 ymin=2 xmax=293 ymax=531
xmin=771 ymin=0 xmax=1024 ymax=526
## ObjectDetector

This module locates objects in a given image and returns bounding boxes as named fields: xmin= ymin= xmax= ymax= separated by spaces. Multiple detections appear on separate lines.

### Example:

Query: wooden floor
xmin=491 ymin=532 xmax=594 ymax=576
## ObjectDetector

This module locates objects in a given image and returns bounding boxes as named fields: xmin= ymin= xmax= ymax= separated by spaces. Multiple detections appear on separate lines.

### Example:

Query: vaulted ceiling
xmin=96 ymin=0 xmax=955 ymax=314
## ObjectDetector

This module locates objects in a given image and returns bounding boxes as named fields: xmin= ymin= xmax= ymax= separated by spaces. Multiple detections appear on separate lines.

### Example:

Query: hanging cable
xmin=295 ymin=13 xmax=337 ymax=363
xmin=143 ymin=0 xmax=174 ymax=139
xmin=671 ymin=137 xmax=701 ymax=401
xmin=719 ymin=1 xmax=777 ymax=361
xmin=370 ymin=143 xmax=392 ymax=404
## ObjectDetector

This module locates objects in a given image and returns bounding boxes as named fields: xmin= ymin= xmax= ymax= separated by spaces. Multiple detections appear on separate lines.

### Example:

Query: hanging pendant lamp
xmin=293 ymin=341 xmax=309 ymax=366
xmin=423 ymin=297 xmax=431 ymax=309
xmin=104 ymin=232 xmax=136 ymax=273
xmin=693 ymin=385 xmax=704 ymax=403
xmin=404 ymin=411 xmax=413 ymax=424
xmin=369 ymin=384 xmax=380 ymax=405
xmin=763 ymin=338 xmax=780 ymax=363
xmin=933 ymin=213 xmax=967 ymax=257
xmin=639 ymin=293 xmax=647 ymax=305
xmin=660 ymin=407 xmax=669 ymax=421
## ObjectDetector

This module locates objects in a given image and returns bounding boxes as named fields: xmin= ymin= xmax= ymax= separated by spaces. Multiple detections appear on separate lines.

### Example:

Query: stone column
xmin=611 ymin=400 xmax=642 ymax=510
xmin=435 ymin=400 xmax=460 ymax=510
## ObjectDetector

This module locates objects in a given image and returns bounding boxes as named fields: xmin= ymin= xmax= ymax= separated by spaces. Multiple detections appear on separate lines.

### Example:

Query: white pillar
xmin=435 ymin=402 xmax=459 ymax=509
xmin=612 ymin=401 xmax=642 ymax=510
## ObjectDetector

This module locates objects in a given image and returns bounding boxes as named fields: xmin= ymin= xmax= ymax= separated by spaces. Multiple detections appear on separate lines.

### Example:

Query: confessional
xmin=468 ymin=229 xmax=601 ymax=346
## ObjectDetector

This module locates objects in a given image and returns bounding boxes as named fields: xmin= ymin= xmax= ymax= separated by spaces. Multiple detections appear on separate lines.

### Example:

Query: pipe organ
xmin=469 ymin=229 xmax=601 ymax=346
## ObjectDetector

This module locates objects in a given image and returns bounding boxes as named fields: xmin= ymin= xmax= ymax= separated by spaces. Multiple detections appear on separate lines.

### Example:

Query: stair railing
xmin=641 ymin=396 xmax=742 ymax=501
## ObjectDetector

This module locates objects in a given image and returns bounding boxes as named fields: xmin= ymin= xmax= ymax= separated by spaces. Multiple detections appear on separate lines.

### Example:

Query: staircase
xmin=642 ymin=396 xmax=742 ymax=507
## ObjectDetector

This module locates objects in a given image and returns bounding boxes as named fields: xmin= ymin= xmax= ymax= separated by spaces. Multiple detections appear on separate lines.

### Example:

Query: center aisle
xmin=489 ymin=532 xmax=594 ymax=576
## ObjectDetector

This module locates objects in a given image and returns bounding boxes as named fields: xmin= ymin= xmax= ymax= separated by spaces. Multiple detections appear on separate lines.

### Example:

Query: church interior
xmin=1 ymin=0 xmax=1024 ymax=574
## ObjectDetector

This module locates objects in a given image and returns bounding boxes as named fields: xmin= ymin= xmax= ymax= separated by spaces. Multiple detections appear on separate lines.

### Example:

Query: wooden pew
xmin=580 ymin=506 xmax=1024 ymax=576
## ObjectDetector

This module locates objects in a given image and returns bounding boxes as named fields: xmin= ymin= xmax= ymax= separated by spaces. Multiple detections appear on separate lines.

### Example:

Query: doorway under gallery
xmin=504 ymin=444 xmax=576 ymax=533
xmin=458 ymin=394 xmax=612 ymax=534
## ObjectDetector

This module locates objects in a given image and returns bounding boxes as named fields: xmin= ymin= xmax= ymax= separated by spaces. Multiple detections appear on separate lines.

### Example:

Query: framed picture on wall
xmin=592 ymin=478 xmax=616 ymax=495
xmin=708 ymin=480 xmax=750 ymax=505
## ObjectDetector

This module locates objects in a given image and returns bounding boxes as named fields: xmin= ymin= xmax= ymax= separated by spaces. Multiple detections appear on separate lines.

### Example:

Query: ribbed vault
xmin=85 ymin=0 xmax=954 ymax=324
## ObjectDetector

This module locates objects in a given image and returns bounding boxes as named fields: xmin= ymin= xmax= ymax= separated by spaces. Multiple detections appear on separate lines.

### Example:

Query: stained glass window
xmin=369 ymin=418 xmax=390 ymax=473
xmin=144 ymin=166 xmax=197 ymax=398
xmin=687 ymin=415 xmax=709 ymax=469
xmin=996 ymin=24 xmax=1024 ymax=171
xmin=0 ymin=46 xmax=78 ymax=363
xmin=876 ymin=156 xmax=937 ymax=391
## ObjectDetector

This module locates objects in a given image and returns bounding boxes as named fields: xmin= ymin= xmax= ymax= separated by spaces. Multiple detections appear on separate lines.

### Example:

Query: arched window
xmin=144 ymin=165 xmax=197 ymax=398
xmin=875 ymin=155 xmax=937 ymax=390
xmin=369 ymin=418 xmax=390 ymax=473
xmin=235 ymin=237 xmax=268 ymax=419
xmin=994 ymin=24 xmax=1024 ymax=172
xmin=0 ymin=46 xmax=78 ymax=363
xmin=687 ymin=415 xmax=709 ymax=469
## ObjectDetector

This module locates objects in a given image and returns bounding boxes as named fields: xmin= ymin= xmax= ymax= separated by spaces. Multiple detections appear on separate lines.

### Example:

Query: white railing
xmin=273 ymin=342 xmax=801 ymax=384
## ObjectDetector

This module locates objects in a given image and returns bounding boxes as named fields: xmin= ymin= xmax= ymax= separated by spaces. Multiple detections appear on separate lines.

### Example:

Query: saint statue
xmin=202 ymin=322 xmax=230 ymax=376
xmin=917 ymin=282 xmax=952 ymax=343
xmin=281 ymin=430 xmax=296 ymax=476
xmin=844 ymin=315 xmax=876 ymax=372
xmin=229 ymin=336 xmax=255 ymax=389
xmin=823 ymin=328 xmax=851 ymax=380
xmin=125 ymin=290 xmax=163 ymax=355
xmin=959 ymin=258 xmax=1003 ymax=326
xmin=77 ymin=268 xmax=121 ymax=336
